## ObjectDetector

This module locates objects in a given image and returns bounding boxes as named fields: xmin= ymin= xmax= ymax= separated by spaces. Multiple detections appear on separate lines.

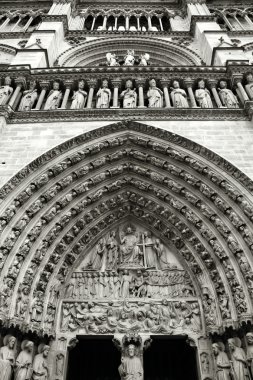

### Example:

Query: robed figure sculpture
xmin=119 ymin=344 xmax=143 ymax=380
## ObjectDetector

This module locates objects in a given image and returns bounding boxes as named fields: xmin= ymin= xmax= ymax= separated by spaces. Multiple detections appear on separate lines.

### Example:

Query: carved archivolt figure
xmin=195 ymin=79 xmax=213 ymax=108
xmin=0 ymin=335 xmax=16 ymax=380
xmin=70 ymin=80 xmax=87 ymax=109
xmin=139 ymin=53 xmax=150 ymax=66
xmin=228 ymin=338 xmax=250 ymax=380
xmin=118 ymin=345 xmax=143 ymax=380
xmin=245 ymin=73 xmax=253 ymax=100
xmin=96 ymin=79 xmax=111 ymax=108
xmin=120 ymin=80 xmax=137 ymax=108
xmin=15 ymin=341 xmax=34 ymax=380
xmin=18 ymin=81 xmax=38 ymax=111
xmin=170 ymin=80 xmax=189 ymax=108
xmin=106 ymin=53 xmax=120 ymax=67
xmin=44 ymin=81 xmax=62 ymax=110
xmin=246 ymin=333 xmax=253 ymax=376
xmin=218 ymin=81 xmax=239 ymax=108
xmin=0 ymin=76 xmax=13 ymax=106
xmin=212 ymin=343 xmax=231 ymax=380
xmin=32 ymin=345 xmax=50 ymax=380
xmin=124 ymin=50 xmax=135 ymax=66
xmin=147 ymin=79 xmax=163 ymax=108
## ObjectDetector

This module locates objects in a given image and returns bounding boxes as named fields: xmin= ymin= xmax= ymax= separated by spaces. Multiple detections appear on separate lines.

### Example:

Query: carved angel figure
xmin=106 ymin=53 xmax=120 ymax=67
xmin=18 ymin=81 xmax=38 ymax=111
xmin=218 ymin=81 xmax=239 ymax=108
xmin=0 ymin=76 xmax=13 ymax=106
xmin=124 ymin=50 xmax=135 ymax=66
xmin=139 ymin=53 xmax=150 ymax=66
xmin=70 ymin=80 xmax=87 ymax=109
xmin=44 ymin=81 xmax=62 ymax=110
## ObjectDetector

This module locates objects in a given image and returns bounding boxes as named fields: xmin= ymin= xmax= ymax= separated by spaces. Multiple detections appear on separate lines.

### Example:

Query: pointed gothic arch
xmin=0 ymin=121 xmax=253 ymax=347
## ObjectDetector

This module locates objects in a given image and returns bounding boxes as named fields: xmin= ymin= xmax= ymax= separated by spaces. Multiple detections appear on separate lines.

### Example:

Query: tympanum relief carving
xmin=61 ymin=223 xmax=201 ymax=336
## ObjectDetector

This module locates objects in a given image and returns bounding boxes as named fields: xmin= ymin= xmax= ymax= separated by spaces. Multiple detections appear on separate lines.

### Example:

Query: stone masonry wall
xmin=0 ymin=119 xmax=252 ymax=187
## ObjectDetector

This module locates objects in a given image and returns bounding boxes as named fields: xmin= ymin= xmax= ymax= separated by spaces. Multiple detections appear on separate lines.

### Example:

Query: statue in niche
xmin=0 ymin=76 xmax=13 ymax=106
xmin=147 ymin=79 xmax=163 ymax=108
xmin=15 ymin=341 xmax=34 ymax=380
xmin=142 ymin=231 xmax=157 ymax=269
xmin=118 ymin=344 xmax=143 ymax=380
xmin=90 ymin=238 xmax=106 ymax=270
xmin=44 ymin=81 xmax=62 ymax=110
xmin=212 ymin=343 xmax=231 ymax=380
xmin=228 ymin=338 xmax=250 ymax=380
xmin=195 ymin=79 xmax=213 ymax=108
xmin=245 ymin=73 xmax=253 ymax=100
xmin=170 ymin=80 xmax=189 ymax=108
xmin=70 ymin=80 xmax=87 ymax=109
xmin=123 ymin=50 xmax=136 ymax=66
xmin=119 ymin=225 xmax=142 ymax=265
xmin=18 ymin=81 xmax=38 ymax=111
xmin=0 ymin=335 xmax=16 ymax=380
xmin=55 ymin=353 xmax=64 ymax=376
xmin=120 ymin=80 xmax=137 ymax=108
xmin=218 ymin=81 xmax=239 ymax=108
xmin=96 ymin=79 xmax=111 ymax=108
xmin=15 ymin=285 xmax=29 ymax=317
xmin=153 ymin=239 xmax=172 ymax=270
xmin=139 ymin=53 xmax=150 ymax=66
xmin=246 ymin=333 xmax=253 ymax=376
xmin=30 ymin=291 xmax=43 ymax=323
xmin=106 ymin=53 xmax=120 ymax=67
xmin=32 ymin=345 xmax=50 ymax=380
xmin=106 ymin=231 xmax=119 ymax=270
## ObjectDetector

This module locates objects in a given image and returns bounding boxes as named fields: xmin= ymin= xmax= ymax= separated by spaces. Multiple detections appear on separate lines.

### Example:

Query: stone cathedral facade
xmin=1 ymin=0 xmax=253 ymax=379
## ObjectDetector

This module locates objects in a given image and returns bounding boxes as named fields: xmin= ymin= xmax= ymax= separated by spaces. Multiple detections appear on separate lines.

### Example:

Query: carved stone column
xmin=91 ymin=17 xmax=96 ymax=31
xmin=233 ymin=75 xmax=249 ymax=103
xmin=125 ymin=16 xmax=129 ymax=31
xmin=22 ymin=16 xmax=34 ymax=32
xmin=136 ymin=79 xmax=146 ymax=108
xmin=35 ymin=81 xmax=50 ymax=110
xmin=111 ymin=79 xmax=121 ymax=108
xmin=102 ymin=16 xmax=107 ymax=30
xmin=9 ymin=77 xmax=26 ymax=109
xmin=208 ymin=80 xmax=222 ymax=108
xmin=184 ymin=78 xmax=197 ymax=108
xmin=60 ymin=81 xmax=72 ymax=109
xmin=137 ymin=17 xmax=141 ymax=31
xmin=114 ymin=17 xmax=118 ymax=30
xmin=148 ymin=16 xmax=152 ymax=31
xmin=86 ymin=79 xmax=96 ymax=109
xmin=0 ymin=17 xmax=10 ymax=31
xmin=160 ymin=80 xmax=171 ymax=108
xmin=159 ymin=17 xmax=164 ymax=31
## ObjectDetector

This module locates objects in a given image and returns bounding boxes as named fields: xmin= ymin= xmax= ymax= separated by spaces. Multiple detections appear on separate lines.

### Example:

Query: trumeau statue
xmin=15 ymin=341 xmax=34 ymax=380
xmin=18 ymin=81 xmax=38 ymax=111
xmin=228 ymin=338 xmax=250 ymax=380
xmin=96 ymin=79 xmax=111 ymax=108
xmin=0 ymin=335 xmax=16 ymax=380
xmin=120 ymin=80 xmax=137 ymax=108
xmin=44 ymin=81 xmax=62 ymax=110
xmin=124 ymin=50 xmax=135 ymax=66
xmin=106 ymin=52 xmax=120 ymax=67
xmin=147 ymin=79 xmax=163 ymax=108
xmin=119 ymin=344 xmax=143 ymax=380
xmin=170 ymin=80 xmax=189 ymax=108
xmin=195 ymin=79 xmax=213 ymax=108
xmin=218 ymin=81 xmax=239 ymax=108
xmin=0 ymin=76 xmax=13 ymax=106
xmin=70 ymin=80 xmax=87 ymax=109
xmin=212 ymin=343 xmax=231 ymax=380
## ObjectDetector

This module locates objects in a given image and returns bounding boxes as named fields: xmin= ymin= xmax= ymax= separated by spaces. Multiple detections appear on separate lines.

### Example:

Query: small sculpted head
xmin=128 ymin=344 xmax=136 ymax=357
xmin=198 ymin=79 xmax=205 ymax=89
xmin=78 ymin=80 xmax=85 ymax=89
xmin=25 ymin=341 xmax=34 ymax=353
xmin=246 ymin=333 xmax=253 ymax=345
xmin=149 ymin=79 xmax=156 ymax=88
xmin=228 ymin=339 xmax=235 ymax=351
xmin=246 ymin=73 xmax=253 ymax=84
xmin=102 ymin=79 xmax=108 ymax=88
xmin=53 ymin=81 xmax=60 ymax=90
xmin=42 ymin=345 xmax=50 ymax=358
xmin=4 ymin=76 xmax=12 ymax=86
xmin=173 ymin=80 xmax=180 ymax=89
xmin=8 ymin=336 xmax=16 ymax=349
xmin=219 ymin=81 xmax=227 ymax=89
xmin=126 ymin=80 xmax=133 ymax=89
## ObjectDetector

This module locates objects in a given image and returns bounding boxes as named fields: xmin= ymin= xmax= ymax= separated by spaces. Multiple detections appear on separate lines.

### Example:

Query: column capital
xmin=87 ymin=79 xmax=97 ymax=88
xmin=160 ymin=79 xmax=170 ymax=88
xmin=40 ymin=81 xmax=50 ymax=90
xmin=136 ymin=78 xmax=146 ymax=87
xmin=232 ymin=74 xmax=244 ymax=86
xmin=208 ymin=79 xmax=218 ymax=89
xmin=111 ymin=79 xmax=121 ymax=88
xmin=64 ymin=80 xmax=73 ymax=89
xmin=14 ymin=76 xmax=26 ymax=89
xmin=184 ymin=77 xmax=195 ymax=87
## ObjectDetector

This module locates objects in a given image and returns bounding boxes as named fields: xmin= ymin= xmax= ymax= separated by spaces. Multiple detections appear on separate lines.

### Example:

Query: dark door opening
xmin=67 ymin=336 xmax=121 ymax=380
xmin=144 ymin=336 xmax=199 ymax=380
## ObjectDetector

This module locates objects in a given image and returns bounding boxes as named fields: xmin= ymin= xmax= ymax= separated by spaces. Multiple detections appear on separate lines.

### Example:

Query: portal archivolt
xmin=0 ymin=121 xmax=253 ymax=340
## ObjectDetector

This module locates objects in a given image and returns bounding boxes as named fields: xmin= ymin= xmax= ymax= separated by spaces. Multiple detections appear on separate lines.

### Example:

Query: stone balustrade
xmin=0 ymin=68 xmax=252 ymax=115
